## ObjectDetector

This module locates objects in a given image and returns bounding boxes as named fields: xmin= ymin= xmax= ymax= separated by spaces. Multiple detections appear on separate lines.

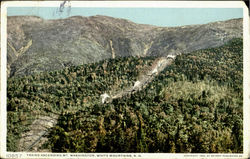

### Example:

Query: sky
xmin=7 ymin=7 xmax=243 ymax=27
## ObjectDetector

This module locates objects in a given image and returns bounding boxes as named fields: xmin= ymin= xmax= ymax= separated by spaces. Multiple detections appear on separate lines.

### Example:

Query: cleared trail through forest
xmin=18 ymin=115 xmax=58 ymax=151
xmin=110 ymin=56 xmax=174 ymax=101
xmin=20 ymin=56 xmax=175 ymax=152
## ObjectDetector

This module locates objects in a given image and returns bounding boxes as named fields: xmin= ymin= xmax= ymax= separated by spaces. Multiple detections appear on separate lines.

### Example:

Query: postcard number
xmin=6 ymin=153 xmax=22 ymax=158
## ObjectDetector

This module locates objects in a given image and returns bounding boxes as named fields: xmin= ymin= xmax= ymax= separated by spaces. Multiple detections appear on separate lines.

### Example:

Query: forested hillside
xmin=7 ymin=38 xmax=243 ymax=152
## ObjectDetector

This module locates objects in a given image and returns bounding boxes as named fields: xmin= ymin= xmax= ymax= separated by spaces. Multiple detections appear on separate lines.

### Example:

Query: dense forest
xmin=7 ymin=38 xmax=243 ymax=153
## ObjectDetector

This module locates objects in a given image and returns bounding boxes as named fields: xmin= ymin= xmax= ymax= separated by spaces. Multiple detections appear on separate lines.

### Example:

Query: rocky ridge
xmin=7 ymin=16 xmax=242 ymax=77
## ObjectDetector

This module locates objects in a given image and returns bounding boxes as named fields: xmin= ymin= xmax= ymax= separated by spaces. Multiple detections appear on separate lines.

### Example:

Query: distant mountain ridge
xmin=7 ymin=15 xmax=242 ymax=77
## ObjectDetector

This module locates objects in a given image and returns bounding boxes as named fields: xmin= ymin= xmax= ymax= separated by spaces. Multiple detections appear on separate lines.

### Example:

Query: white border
xmin=243 ymin=1 xmax=250 ymax=158
xmin=1 ymin=1 xmax=248 ymax=8
xmin=1 ymin=1 xmax=249 ymax=159
xmin=1 ymin=1 xmax=7 ymax=158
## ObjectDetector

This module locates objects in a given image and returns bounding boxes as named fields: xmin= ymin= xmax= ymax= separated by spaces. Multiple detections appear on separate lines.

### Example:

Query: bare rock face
xmin=7 ymin=15 xmax=242 ymax=77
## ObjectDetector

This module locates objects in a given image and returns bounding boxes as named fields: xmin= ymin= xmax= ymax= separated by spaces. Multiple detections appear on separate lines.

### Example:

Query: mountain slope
xmin=7 ymin=38 xmax=243 ymax=152
xmin=7 ymin=16 xmax=242 ymax=77
xmin=17 ymin=56 xmax=173 ymax=152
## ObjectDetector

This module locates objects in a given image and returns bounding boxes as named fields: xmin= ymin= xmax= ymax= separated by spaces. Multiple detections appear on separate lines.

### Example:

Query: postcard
xmin=1 ymin=1 xmax=249 ymax=159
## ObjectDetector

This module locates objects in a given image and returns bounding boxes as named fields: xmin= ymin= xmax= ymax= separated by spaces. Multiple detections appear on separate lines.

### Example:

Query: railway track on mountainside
xmin=20 ymin=55 xmax=176 ymax=152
